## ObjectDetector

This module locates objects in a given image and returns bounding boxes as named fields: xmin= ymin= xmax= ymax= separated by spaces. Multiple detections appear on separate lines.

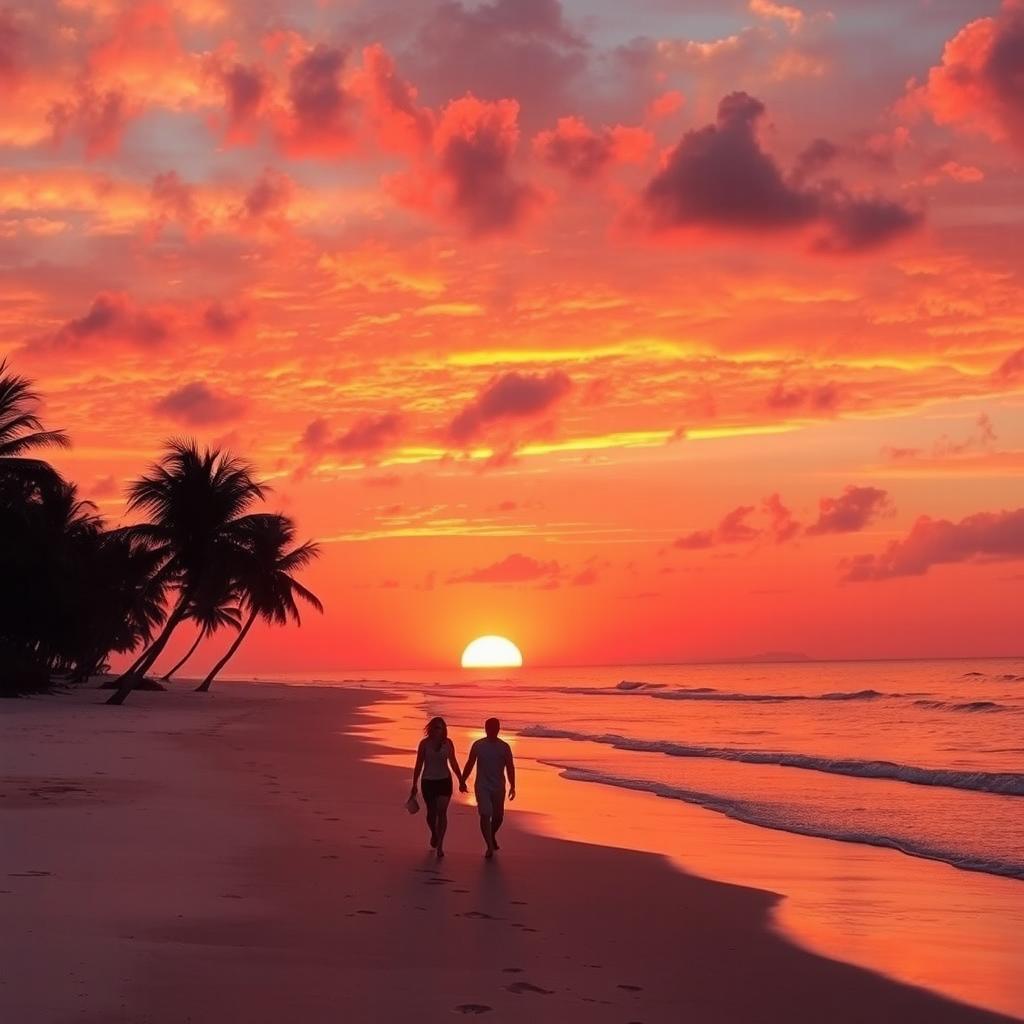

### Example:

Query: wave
xmin=519 ymin=726 xmax=1024 ymax=796
xmin=546 ymin=764 xmax=1024 ymax=880
xmin=914 ymin=699 xmax=1017 ymax=714
xmin=549 ymin=683 xmax=895 ymax=704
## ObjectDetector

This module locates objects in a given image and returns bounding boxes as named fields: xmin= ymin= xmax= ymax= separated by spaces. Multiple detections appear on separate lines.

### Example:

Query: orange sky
xmin=3 ymin=0 xmax=1024 ymax=670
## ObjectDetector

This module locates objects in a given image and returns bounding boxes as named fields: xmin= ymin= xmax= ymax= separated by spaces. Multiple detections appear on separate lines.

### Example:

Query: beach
xmin=2 ymin=680 xmax=1018 ymax=1024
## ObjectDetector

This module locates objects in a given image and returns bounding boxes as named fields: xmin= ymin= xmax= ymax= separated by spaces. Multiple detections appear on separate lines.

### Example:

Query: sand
xmin=1 ymin=681 xmax=1017 ymax=1024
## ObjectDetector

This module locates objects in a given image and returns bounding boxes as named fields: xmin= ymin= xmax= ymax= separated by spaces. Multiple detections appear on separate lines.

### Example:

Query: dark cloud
xmin=434 ymin=96 xmax=542 ymax=236
xmin=219 ymin=61 xmax=266 ymax=136
xmin=410 ymin=0 xmax=586 ymax=124
xmin=285 ymin=44 xmax=354 ymax=150
xmin=242 ymin=169 xmax=292 ymax=221
xmin=806 ymin=485 xmax=891 ymax=535
xmin=43 ymin=293 xmax=172 ymax=349
xmin=843 ymin=507 xmax=1024 ymax=581
xmin=48 ymin=85 xmax=131 ymax=158
xmin=300 ymin=413 xmax=404 ymax=458
xmin=153 ymin=381 xmax=246 ymax=425
xmin=448 ymin=370 xmax=571 ymax=443
xmin=203 ymin=300 xmax=249 ymax=336
xmin=450 ymin=552 xmax=561 ymax=584
xmin=640 ymin=92 xmax=921 ymax=252
xmin=766 ymin=381 xmax=841 ymax=413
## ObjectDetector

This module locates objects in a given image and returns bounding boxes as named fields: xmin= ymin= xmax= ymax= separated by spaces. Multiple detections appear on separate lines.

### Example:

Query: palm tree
xmin=159 ymin=594 xmax=241 ymax=682
xmin=0 ymin=358 xmax=70 ymax=486
xmin=105 ymin=440 xmax=268 ymax=705
xmin=196 ymin=514 xmax=322 ymax=692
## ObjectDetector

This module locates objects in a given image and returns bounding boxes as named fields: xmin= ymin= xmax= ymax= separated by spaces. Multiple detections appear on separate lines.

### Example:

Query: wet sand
xmin=1 ymin=681 xmax=1017 ymax=1023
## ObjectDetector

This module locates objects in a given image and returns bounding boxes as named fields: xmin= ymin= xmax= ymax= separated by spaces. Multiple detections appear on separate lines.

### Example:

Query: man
xmin=460 ymin=718 xmax=516 ymax=859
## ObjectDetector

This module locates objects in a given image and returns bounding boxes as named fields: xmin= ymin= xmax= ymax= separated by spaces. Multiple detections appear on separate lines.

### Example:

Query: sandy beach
xmin=1 ymin=681 xmax=1018 ymax=1024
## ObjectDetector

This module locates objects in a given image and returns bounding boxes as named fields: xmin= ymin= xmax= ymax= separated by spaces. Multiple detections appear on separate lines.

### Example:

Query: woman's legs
xmin=424 ymin=792 xmax=438 ymax=846
xmin=434 ymin=794 xmax=451 ymax=857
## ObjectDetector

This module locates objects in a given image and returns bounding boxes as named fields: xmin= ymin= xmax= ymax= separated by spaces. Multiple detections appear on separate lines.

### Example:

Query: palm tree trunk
xmin=106 ymin=596 xmax=189 ymax=706
xmin=160 ymin=630 xmax=204 ymax=682
xmin=195 ymin=609 xmax=257 ymax=692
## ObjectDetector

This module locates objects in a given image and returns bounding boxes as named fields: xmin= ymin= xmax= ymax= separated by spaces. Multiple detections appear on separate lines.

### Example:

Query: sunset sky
xmin=3 ymin=0 xmax=1024 ymax=670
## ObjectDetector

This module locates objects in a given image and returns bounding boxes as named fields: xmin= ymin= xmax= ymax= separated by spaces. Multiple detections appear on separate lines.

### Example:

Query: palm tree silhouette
xmin=0 ymin=359 xmax=70 ymax=486
xmin=106 ymin=440 xmax=268 ymax=705
xmin=196 ymin=514 xmax=322 ymax=692
xmin=159 ymin=590 xmax=241 ymax=682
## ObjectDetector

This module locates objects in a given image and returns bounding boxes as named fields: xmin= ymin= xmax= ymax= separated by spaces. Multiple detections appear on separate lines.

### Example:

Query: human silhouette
xmin=410 ymin=717 xmax=463 ymax=859
xmin=460 ymin=717 xmax=516 ymax=858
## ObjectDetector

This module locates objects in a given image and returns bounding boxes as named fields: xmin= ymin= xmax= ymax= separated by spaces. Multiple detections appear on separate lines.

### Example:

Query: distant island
xmin=734 ymin=651 xmax=814 ymax=664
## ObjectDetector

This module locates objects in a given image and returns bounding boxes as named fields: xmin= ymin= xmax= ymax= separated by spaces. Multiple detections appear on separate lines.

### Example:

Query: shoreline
xmin=2 ymin=680 xmax=1019 ymax=1023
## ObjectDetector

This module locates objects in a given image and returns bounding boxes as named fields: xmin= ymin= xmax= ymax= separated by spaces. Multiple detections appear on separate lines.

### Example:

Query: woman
xmin=410 ymin=717 xmax=463 ymax=859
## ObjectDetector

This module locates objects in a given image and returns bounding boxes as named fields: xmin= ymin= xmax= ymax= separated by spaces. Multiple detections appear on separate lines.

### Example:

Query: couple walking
xmin=410 ymin=716 xmax=516 ymax=860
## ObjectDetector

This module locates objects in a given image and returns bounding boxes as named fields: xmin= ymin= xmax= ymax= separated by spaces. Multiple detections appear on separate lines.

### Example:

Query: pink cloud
xmin=908 ymin=1 xmax=1024 ymax=150
xmin=153 ymin=381 xmax=247 ymax=425
xmin=533 ymin=116 xmax=652 ymax=180
xmin=300 ymin=413 xmax=404 ymax=458
xmin=843 ymin=507 xmax=1024 ymax=580
xmin=40 ymin=292 xmax=174 ymax=349
xmin=450 ymin=552 xmax=561 ymax=584
xmin=447 ymin=369 xmax=571 ymax=443
xmin=352 ymin=44 xmax=433 ymax=154
xmin=806 ymin=485 xmax=892 ymax=535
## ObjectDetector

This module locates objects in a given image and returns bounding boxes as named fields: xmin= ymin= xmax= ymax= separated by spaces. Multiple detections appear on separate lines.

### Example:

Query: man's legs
xmin=475 ymin=786 xmax=498 ymax=857
xmin=490 ymin=790 xmax=506 ymax=849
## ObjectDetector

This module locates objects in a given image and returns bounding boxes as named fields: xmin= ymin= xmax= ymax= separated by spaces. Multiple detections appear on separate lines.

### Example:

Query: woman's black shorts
xmin=421 ymin=777 xmax=453 ymax=803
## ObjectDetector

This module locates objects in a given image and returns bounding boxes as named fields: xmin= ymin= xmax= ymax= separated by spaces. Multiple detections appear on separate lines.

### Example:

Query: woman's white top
xmin=422 ymin=739 xmax=452 ymax=780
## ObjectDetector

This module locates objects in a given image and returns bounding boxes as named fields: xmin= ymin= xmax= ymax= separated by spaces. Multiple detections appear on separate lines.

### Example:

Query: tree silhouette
xmin=196 ymin=514 xmax=322 ymax=692
xmin=106 ymin=440 xmax=268 ymax=705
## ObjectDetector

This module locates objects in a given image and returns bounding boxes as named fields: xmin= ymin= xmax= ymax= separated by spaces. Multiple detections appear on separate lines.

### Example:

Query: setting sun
xmin=460 ymin=635 xmax=523 ymax=669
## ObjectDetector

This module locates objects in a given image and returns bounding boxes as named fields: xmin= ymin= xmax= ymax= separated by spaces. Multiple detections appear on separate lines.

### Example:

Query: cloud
xmin=410 ymin=0 xmax=586 ymax=122
xmin=42 ymin=292 xmax=173 ymax=349
xmin=908 ymin=1 xmax=1024 ymax=150
xmin=203 ymin=300 xmax=248 ymax=336
xmin=843 ymin=507 xmax=1024 ymax=581
xmin=676 ymin=489 xmax=886 ymax=550
xmin=48 ymin=84 xmax=133 ymax=157
xmin=571 ymin=566 xmax=599 ymax=586
xmin=675 ymin=503 xmax=761 ymax=549
xmin=997 ymin=347 xmax=1024 ymax=378
xmin=216 ymin=60 xmax=267 ymax=141
xmin=450 ymin=551 xmax=561 ymax=584
xmin=351 ymin=44 xmax=433 ymax=154
xmin=447 ymin=370 xmax=571 ymax=443
xmin=240 ymin=168 xmax=293 ymax=222
xmin=281 ymin=44 xmax=354 ymax=155
xmin=533 ymin=116 xmax=652 ymax=180
xmin=766 ymin=380 xmax=840 ymax=413
xmin=153 ymin=381 xmax=246 ymax=425
xmin=639 ymin=92 xmax=921 ymax=252
xmin=300 ymin=413 xmax=404 ymax=458
xmin=431 ymin=95 xmax=543 ymax=236
xmin=806 ymin=485 xmax=892 ymax=535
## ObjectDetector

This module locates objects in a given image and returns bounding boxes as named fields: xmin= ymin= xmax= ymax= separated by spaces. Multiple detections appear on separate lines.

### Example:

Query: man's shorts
xmin=474 ymin=785 xmax=505 ymax=818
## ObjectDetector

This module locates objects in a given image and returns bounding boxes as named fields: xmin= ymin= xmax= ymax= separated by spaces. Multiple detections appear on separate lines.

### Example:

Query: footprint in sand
xmin=501 ymin=968 xmax=523 ymax=974
xmin=453 ymin=889 xmax=469 ymax=894
xmin=9 ymin=870 xmax=52 ymax=877
xmin=219 ymin=894 xmax=244 ymax=900
xmin=356 ymin=909 xmax=376 ymax=915
xmin=510 ymin=900 xmax=527 ymax=906
xmin=618 ymin=984 xmax=643 ymax=992
xmin=453 ymin=1005 xmax=492 ymax=1015
xmin=458 ymin=911 xmax=497 ymax=920
xmin=506 ymin=982 xmax=553 ymax=995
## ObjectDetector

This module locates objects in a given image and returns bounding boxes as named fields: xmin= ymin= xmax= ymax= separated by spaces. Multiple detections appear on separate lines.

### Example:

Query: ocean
xmin=257 ymin=657 xmax=1024 ymax=1017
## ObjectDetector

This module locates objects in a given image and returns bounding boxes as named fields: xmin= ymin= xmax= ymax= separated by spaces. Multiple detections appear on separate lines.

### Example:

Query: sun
xmin=461 ymin=635 xmax=523 ymax=669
